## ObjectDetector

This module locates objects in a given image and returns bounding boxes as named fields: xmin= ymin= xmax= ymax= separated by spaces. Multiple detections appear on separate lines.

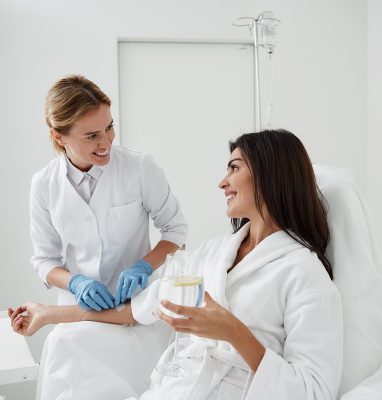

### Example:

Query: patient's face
xmin=218 ymin=148 xmax=256 ymax=219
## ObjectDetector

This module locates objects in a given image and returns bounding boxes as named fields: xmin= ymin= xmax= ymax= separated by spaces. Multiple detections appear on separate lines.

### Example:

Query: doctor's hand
xmin=115 ymin=259 xmax=153 ymax=305
xmin=68 ymin=274 xmax=115 ymax=311
xmin=158 ymin=292 xmax=242 ymax=342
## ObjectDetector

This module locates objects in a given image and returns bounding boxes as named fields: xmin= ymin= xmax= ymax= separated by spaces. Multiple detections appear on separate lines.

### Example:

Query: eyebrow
xmin=227 ymin=158 xmax=243 ymax=168
xmin=83 ymin=119 xmax=114 ymax=136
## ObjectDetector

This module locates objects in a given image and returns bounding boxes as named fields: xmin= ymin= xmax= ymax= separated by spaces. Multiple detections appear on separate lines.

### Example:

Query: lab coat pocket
xmin=106 ymin=200 xmax=143 ymax=244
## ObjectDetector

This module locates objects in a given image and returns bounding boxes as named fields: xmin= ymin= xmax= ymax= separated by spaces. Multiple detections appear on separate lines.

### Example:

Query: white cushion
xmin=340 ymin=366 xmax=382 ymax=399
xmin=314 ymin=165 xmax=382 ymax=397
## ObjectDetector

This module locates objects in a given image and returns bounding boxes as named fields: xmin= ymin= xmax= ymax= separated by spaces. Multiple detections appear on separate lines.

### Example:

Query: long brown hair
xmin=230 ymin=130 xmax=333 ymax=279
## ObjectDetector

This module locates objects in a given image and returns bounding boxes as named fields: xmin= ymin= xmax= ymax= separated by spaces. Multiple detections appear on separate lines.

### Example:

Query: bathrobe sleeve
xmin=245 ymin=289 xmax=343 ymax=400
xmin=30 ymin=172 xmax=64 ymax=287
xmin=131 ymin=278 xmax=160 ymax=325
xmin=140 ymin=154 xmax=187 ymax=247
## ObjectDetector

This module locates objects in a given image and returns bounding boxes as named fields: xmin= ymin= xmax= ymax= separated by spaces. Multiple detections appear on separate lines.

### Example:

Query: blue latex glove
xmin=115 ymin=259 xmax=153 ymax=305
xmin=68 ymin=274 xmax=115 ymax=311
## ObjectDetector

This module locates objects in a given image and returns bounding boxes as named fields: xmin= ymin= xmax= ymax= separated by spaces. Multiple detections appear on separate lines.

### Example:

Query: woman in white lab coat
xmin=11 ymin=130 xmax=343 ymax=400
xmin=27 ymin=75 xmax=187 ymax=398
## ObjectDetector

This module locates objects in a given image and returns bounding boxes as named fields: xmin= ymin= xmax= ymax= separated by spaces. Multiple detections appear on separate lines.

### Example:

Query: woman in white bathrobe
xmin=10 ymin=129 xmax=343 ymax=400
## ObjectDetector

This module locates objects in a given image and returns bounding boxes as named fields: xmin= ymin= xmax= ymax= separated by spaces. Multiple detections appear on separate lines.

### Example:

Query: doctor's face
xmin=56 ymin=103 xmax=115 ymax=171
xmin=218 ymin=148 xmax=257 ymax=219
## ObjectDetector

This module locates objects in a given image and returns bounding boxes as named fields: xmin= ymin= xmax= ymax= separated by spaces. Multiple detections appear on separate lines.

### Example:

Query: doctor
xmin=31 ymin=74 xmax=187 ymax=308
xmin=28 ymin=74 xmax=187 ymax=399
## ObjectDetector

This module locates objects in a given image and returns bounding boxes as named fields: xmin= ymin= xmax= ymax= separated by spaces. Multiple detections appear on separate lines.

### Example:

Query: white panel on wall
xmin=119 ymin=41 xmax=255 ymax=249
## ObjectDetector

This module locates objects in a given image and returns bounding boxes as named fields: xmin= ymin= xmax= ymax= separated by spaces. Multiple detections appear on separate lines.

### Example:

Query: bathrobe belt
xmin=169 ymin=339 xmax=252 ymax=400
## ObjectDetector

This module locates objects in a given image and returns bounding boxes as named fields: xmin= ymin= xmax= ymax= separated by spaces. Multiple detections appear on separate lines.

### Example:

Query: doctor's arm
xmin=142 ymin=240 xmax=179 ymax=269
xmin=30 ymin=174 xmax=68 ymax=288
xmin=140 ymin=154 xmax=187 ymax=252
xmin=115 ymin=154 xmax=187 ymax=304
xmin=8 ymin=302 xmax=135 ymax=337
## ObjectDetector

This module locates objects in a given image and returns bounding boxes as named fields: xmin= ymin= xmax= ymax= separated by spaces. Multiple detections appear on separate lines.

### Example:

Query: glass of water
xmin=156 ymin=251 xmax=204 ymax=377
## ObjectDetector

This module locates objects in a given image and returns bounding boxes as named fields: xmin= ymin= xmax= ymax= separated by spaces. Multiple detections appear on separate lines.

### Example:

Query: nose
xmin=99 ymin=132 xmax=112 ymax=147
xmin=218 ymin=174 xmax=228 ymax=190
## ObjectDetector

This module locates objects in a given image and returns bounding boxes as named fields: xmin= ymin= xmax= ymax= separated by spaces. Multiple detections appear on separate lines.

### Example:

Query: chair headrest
xmin=314 ymin=164 xmax=382 ymax=299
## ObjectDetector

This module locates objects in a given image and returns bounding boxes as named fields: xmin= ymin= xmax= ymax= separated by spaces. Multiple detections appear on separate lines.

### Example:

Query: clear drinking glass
xmin=156 ymin=251 xmax=204 ymax=377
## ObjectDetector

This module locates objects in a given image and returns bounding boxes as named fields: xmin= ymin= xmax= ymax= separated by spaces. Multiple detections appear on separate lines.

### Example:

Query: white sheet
xmin=36 ymin=321 xmax=171 ymax=400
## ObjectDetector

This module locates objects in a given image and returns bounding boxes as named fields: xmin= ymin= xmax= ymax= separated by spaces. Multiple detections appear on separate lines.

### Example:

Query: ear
xmin=50 ymin=129 xmax=65 ymax=147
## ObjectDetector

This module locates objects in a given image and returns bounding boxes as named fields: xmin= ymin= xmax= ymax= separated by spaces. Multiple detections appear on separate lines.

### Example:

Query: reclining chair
xmin=315 ymin=165 xmax=382 ymax=399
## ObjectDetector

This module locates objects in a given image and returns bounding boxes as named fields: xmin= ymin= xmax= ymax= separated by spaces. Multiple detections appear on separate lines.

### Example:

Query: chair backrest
xmin=314 ymin=165 xmax=382 ymax=397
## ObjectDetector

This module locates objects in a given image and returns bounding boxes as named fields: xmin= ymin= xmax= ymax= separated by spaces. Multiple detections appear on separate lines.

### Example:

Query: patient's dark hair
xmin=230 ymin=129 xmax=333 ymax=279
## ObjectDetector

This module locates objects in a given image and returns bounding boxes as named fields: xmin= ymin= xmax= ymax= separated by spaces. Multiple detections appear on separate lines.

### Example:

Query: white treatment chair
xmin=315 ymin=165 xmax=382 ymax=399
xmin=0 ymin=311 xmax=39 ymax=388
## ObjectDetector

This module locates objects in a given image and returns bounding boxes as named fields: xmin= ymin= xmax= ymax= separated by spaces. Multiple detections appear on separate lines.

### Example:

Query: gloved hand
xmin=68 ymin=274 xmax=115 ymax=311
xmin=115 ymin=259 xmax=153 ymax=305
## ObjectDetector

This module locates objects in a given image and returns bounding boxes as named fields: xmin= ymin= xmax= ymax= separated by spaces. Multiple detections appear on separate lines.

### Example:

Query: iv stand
xmin=253 ymin=21 xmax=261 ymax=132
xmin=233 ymin=12 xmax=280 ymax=132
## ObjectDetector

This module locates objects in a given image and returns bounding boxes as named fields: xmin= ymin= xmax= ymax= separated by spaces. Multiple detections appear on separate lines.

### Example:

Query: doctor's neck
xmin=66 ymin=153 xmax=93 ymax=172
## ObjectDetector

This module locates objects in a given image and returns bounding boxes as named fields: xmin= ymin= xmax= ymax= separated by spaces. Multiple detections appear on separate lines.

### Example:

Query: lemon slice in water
xmin=173 ymin=276 xmax=203 ymax=287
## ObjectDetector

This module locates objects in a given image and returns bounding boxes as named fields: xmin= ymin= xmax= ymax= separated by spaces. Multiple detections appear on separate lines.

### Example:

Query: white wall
xmin=0 ymin=0 xmax=370 ymax=398
xmin=368 ymin=0 xmax=382 ymax=249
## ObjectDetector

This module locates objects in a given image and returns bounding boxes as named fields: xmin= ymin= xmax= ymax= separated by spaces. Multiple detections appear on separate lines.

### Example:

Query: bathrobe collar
xmin=203 ymin=223 xmax=303 ymax=308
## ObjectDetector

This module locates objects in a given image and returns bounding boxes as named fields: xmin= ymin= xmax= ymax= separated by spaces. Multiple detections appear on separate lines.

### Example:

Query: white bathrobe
xmin=130 ymin=223 xmax=343 ymax=400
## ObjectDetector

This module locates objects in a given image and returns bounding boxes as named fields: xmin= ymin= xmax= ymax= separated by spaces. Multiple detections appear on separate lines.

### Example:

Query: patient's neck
xmin=246 ymin=217 xmax=280 ymax=251
xmin=229 ymin=219 xmax=280 ymax=273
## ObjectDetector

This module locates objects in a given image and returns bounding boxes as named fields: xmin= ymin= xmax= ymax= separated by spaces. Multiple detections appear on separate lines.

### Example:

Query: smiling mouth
xmin=226 ymin=192 xmax=237 ymax=204
xmin=93 ymin=150 xmax=109 ymax=158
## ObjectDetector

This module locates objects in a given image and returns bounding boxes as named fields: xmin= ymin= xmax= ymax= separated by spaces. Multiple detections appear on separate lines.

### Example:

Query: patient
xmin=9 ymin=130 xmax=343 ymax=400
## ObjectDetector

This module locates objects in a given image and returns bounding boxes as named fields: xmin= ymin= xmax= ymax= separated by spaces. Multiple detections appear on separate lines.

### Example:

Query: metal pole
xmin=253 ymin=20 xmax=261 ymax=132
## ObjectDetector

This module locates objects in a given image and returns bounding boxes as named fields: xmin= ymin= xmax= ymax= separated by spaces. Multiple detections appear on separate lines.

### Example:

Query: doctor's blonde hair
xmin=45 ymin=75 xmax=111 ymax=153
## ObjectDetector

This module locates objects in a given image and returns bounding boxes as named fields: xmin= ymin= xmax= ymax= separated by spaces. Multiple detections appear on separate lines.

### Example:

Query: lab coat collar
xmin=59 ymin=151 xmax=115 ymax=212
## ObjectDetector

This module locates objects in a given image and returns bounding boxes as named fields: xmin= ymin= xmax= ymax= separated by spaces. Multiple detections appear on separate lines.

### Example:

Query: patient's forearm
xmin=44 ymin=304 xmax=135 ymax=326
xmin=10 ymin=302 xmax=136 ymax=337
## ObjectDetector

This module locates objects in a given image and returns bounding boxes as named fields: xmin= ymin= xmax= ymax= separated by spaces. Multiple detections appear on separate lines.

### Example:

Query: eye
xmin=106 ymin=124 xmax=114 ymax=131
xmin=88 ymin=134 xmax=97 ymax=140
xmin=230 ymin=164 xmax=239 ymax=171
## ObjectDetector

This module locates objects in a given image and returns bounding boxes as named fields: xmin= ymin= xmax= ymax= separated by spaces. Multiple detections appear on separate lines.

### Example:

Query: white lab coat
xmin=30 ymin=145 xmax=187 ymax=303
xmin=31 ymin=146 xmax=186 ymax=400
xmin=130 ymin=223 xmax=343 ymax=400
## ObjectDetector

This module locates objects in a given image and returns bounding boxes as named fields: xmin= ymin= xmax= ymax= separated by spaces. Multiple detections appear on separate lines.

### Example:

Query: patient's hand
xmin=8 ymin=303 xmax=49 ymax=336
xmin=158 ymin=292 xmax=242 ymax=342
